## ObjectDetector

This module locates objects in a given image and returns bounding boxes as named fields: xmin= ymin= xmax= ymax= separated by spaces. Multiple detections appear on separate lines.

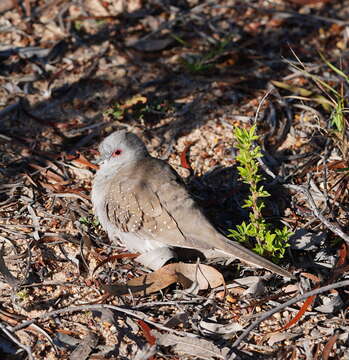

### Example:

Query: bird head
xmin=98 ymin=130 xmax=148 ymax=168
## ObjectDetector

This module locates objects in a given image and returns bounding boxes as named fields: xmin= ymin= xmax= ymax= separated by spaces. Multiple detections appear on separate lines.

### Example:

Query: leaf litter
xmin=0 ymin=0 xmax=349 ymax=359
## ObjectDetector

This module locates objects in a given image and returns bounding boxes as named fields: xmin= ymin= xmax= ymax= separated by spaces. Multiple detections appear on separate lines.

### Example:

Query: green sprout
xmin=79 ymin=216 xmax=99 ymax=227
xmin=228 ymin=125 xmax=292 ymax=260
xmin=104 ymin=104 xmax=124 ymax=120
xmin=16 ymin=290 xmax=29 ymax=300
xmin=180 ymin=37 xmax=231 ymax=74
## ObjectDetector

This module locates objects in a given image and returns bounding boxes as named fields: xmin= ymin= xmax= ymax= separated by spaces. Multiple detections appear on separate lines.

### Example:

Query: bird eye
xmin=112 ymin=149 xmax=122 ymax=157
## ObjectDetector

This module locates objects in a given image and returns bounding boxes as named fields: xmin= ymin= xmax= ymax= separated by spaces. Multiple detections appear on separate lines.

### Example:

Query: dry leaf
xmin=199 ymin=319 xmax=243 ymax=339
xmin=164 ymin=312 xmax=189 ymax=328
xmin=121 ymin=95 xmax=147 ymax=110
xmin=267 ymin=332 xmax=300 ymax=346
xmin=103 ymin=262 xmax=224 ymax=296
xmin=322 ymin=333 xmax=339 ymax=360
xmin=315 ymin=294 xmax=343 ymax=313
xmin=153 ymin=331 xmax=229 ymax=360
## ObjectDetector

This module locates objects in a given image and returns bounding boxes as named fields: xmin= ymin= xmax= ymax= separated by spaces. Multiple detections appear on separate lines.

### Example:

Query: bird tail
xmin=212 ymin=234 xmax=294 ymax=279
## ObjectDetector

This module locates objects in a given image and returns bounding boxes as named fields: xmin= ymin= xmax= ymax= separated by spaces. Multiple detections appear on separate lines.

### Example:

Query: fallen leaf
xmin=121 ymin=95 xmax=147 ymax=109
xmin=267 ymin=332 xmax=300 ymax=346
xmin=0 ymin=0 xmax=14 ymax=13
xmin=154 ymin=331 xmax=229 ymax=360
xmin=39 ymin=182 xmax=64 ymax=192
xmin=288 ymin=0 xmax=332 ymax=4
xmin=85 ymin=0 xmax=109 ymax=16
xmin=103 ymin=262 xmax=224 ymax=296
xmin=53 ymin=332 xmax=81 ymax=349
xmin=28 ymin=163 xmax=69 ymax=184
xmin=138 ymin=320 xmax=156 ymax=345
xmin=315 ymin=294 xmax=343 ymax=313
xmin=244 ymin=277 xmax=265 ymax=296
xmin=180 ymin=142 xmax=196 ymax=170
xmin=164 ymin=312 xmax=189 ymax=328
xmin=199 ymin=319 xmax=243 ymax=339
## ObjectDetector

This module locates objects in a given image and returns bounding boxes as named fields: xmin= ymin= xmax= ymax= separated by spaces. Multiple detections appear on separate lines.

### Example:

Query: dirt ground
xmin=0 ymin=0 xmax=349 ymax=359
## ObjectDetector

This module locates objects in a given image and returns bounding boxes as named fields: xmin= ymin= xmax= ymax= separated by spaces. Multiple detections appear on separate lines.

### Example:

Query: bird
xmin=91 ymin=130 xmax=293 ymax=279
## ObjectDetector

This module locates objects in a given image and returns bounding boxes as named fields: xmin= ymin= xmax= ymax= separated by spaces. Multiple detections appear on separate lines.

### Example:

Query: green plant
xmin=134 ymin=100 xmax=171 ymax=121
xmin=104 ymin=104 xmax=124 ymax=120
xmin=282 ymin=51 xmax=349 ymax=134
xmin=16 ymin=290 xmax=28 ymax=300
xmin=228 ymin=125 xmax=292 ymax=260
xmin=79 ymin=216 xmax=99 ymax=227
xmin=319 ymin=53 xmax=349 ymax=134
xmin=180 ymin=38 xmax=231 ymax=74
xmin=181 ymin=55 xmax=214 ymax=73
xmin=96 ymin=19 xmax=106 ymax=26
xmin=73 ymin=21 xmax=83 ymax=31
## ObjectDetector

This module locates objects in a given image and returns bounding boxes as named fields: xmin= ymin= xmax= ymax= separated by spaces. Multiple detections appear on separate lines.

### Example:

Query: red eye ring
xmin=112 ymin=149 xmax=122 ymax=157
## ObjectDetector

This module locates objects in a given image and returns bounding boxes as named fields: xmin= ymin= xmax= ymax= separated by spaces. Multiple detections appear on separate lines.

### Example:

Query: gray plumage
xmin=92 ymin=130 xmax=293 ymax=278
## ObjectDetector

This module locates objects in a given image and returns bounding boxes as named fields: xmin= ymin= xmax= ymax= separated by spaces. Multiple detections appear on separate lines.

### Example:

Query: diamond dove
xmin=91 ymin=130 xmax=293 ymax=278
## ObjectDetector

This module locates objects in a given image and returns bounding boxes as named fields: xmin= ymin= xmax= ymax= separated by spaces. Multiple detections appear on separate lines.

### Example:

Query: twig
xmin=30 ymin=323 xmax=59 ymax=353
xmin=227 ymin=279 xmax=349 ymax=358
xmin=283 ymin=184 xmax=349 ymax=243
xmin=48 ymin=193 xmax=90 ymax=205
xmin=321 ymin=138 xmax=331 ymax=212
xmin=10 ymin=304 xmax=199 ymax=338
xmin=0 ymin=322 xmax=34 ymax=360
xmin=253 ymin=89 xmax=281 ymax=181
xmin=254 ymin=88 xmax=273 ymax=124
xmin=133 ymin=299 xmax=203 ymax=309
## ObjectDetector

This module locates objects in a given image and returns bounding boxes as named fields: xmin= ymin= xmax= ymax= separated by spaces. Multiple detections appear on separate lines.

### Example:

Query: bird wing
xmin=104 ymin=160 xmax=187 ymax=245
